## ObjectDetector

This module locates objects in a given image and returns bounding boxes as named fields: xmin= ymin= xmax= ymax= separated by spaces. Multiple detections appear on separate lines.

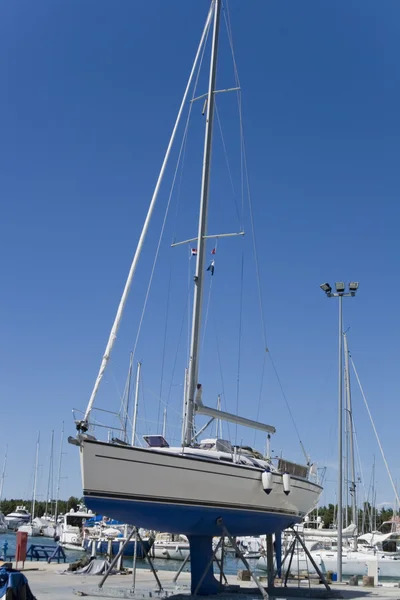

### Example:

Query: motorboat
xmin=5 ymin=506 xmax=31 ymax=529
xmin=55 ymin=506 xmax=94 ymax=550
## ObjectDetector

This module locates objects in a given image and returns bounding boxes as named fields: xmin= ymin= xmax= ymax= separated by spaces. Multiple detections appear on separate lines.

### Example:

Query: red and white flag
xmin=191 ymin=248 xmax=197 ymax=257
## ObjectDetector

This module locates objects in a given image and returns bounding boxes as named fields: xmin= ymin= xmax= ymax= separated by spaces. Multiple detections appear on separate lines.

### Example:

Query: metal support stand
xmin=282 ymin=538 xmax=297 ymax=587
xmin=172 ymin=552 xmax=190 ymax=584
xmin=217 ymin=518 xmax=268 ymax=600
xmin=131 ymin=528 xmax=138 ymax=593
xmin=138 ymin=529 xmax=163 ymax=592
xmin=289 ymin=527 xmax=331 ymax=591
xmin=99 ymin=527 xmax=137 ymax=589
xmin=217 ymin=537 xmax=228 ymax=586
xmin=266 ymin=534 xmax=274 ymax=589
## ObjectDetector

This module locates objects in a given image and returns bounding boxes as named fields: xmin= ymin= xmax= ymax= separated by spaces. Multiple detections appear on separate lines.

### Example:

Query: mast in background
xmin=131 ymin=362 xmax=141 ymax=446
xmin=31 ymin=432 xmax=40 ymax=521
xmin=0 ymin=445 xmax=8 ymax=508
xmin=343 ymin=332 xmax=357 ymax=547
xmin=123 ymin=352 xmax=134 ymax=443
xmin=55 ymin=423 xmax=64 ymax=522
xmin=45 ymin=430 xmax=54 ymax=517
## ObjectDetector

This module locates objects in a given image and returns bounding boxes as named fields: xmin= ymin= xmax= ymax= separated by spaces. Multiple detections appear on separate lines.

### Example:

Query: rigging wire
xmin=350 ymin=354 xmax=400 ymax=509
xmin=253 ymin=353 xmax=267 ymax=446
xmin=214 ymin=315 xmax=231 ymax=442
xmin=172 ymin=20 xmax=211 ymax=244
xmin=157 ymin=266 xmax=172 ymax=431
xmin=214 ymin=101 xmax=241 ymax=226
xmin=353 ymin=427 xmax=369 ymax=530
xmin=130 ymin=28 xmax=210 ymax=373
xmin=187 ymin=246 xmax=192 ymax=366
xmin=223 ymin=2 xmax=244 ymax=226
xmin=223 ymin=0 xmax=308 ymax=460
xmin=235 ymin=253 xmax=245 ymax=445
xmin=166 ymin=279 xmax=192 ymax=408
xmin=201 ymin=240 xmax=218 ymax=354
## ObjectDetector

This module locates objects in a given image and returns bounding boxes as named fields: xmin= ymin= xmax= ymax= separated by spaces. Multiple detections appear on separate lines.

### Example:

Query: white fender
xmin=262 ymin=470 xmax=273 ymax=494
xmin=283 ymin=472 xmax=291 ymax=495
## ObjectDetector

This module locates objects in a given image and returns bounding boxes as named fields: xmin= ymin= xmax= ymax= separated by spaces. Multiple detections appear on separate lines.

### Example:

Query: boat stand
xmin=98 ymin=528 xmax=162 ymax=593
xmin=266 ymin=528 xmax=341 ymax=598
xmin=284 ymin=527 xmax=331 ymax=592
xmin=216 ymin=519 xmax=268 ymax=600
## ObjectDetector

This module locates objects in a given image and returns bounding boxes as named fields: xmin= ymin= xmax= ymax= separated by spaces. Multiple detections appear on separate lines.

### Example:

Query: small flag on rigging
xmin=191 ymin=248 xmax=197 ymax=257
xmin=211 ymin=248 xmax=216 ymax=255
xmin=207 ymin=259 xmax=215 ymax=276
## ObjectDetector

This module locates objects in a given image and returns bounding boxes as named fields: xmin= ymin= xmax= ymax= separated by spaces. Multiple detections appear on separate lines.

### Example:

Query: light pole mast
xmin=320 ymin=281 xmax=359 ymax=582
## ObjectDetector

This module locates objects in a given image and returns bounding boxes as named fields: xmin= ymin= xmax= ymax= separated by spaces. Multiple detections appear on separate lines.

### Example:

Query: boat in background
xmin=56 ymin=505 xmax=94 ymax=551
xmin=17 ymin=521 xmax=42 ymax=537
xmin=17 ymin=432 xmax=41 ymax=537
xmin=83 ymin=528 xmax=152 ymax=559
xmin=5 ymin=506 xmax=31 ymax=530
xmin=149 ymin=533 xmax=190 ymax=561
xmin=0 ymin=513 xmax=7 ymax=534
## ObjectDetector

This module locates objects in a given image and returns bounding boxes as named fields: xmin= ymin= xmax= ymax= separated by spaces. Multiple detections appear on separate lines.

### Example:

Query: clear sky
xmin=1 ymin=0 xmax=400 ymax=513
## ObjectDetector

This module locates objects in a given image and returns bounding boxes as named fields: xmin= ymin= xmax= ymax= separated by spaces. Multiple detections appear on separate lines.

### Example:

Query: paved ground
xmin=11 ymin=561 xmax=400 ymax=600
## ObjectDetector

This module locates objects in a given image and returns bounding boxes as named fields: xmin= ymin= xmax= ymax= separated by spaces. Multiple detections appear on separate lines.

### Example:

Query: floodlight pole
xmin=320 ymin=283 xmax=358 ymax=583
xmin=337 ymin=293 xmax=343 ymax=582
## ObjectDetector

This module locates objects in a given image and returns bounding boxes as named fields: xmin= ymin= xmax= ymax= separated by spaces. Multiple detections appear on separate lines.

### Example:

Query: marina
xmin=1 ymin=0 xmax=399 ymax=598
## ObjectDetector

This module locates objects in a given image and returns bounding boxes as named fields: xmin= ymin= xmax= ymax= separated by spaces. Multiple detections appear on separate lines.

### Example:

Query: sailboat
xmin=71 ymin=0 xmax=322 ymax=593
xmin=18 ymin=432 xmax=41 ymax=536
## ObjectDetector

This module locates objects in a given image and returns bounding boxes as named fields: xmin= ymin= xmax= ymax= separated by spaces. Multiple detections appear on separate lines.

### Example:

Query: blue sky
xmin=1 ymin=0 xmax=400 ymax=512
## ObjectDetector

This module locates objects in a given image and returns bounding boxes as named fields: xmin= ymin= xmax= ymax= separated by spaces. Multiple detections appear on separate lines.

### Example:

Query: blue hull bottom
xmin=83 ymin=539 xmax=150 ymax=558
xmin=83 ymin=495 xmax=300 ymax=537
xmin=83 ymin=496 xmax=300 ymax=595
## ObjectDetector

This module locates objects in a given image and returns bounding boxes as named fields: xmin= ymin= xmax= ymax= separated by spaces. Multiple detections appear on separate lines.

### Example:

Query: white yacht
xmin=56 ymin=506 xmax=94 ymax=550
xmin=5 ymin=506 xmax=31 ymax=529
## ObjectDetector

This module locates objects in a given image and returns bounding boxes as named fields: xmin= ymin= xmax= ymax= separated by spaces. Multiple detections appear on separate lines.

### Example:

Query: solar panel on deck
xmin=143 ymin=435 xmax=169 ymax=448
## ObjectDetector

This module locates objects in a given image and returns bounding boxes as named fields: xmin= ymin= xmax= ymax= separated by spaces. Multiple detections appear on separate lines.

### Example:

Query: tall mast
xmin=0 ymin=445 xmax=8 ymax=507
xmin=31 ymin=432 xmax=40 ymax=521
xmin=343 ymin=333 xmax=357 ymax=545
xmin=45 ymin=430 xmax=54 ymax=516
xmin=184 ymin=0 xmax=221 ymax=446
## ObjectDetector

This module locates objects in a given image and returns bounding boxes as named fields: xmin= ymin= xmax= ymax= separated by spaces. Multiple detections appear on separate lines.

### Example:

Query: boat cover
xmin=0 ymin=567 xmax=36 ymax=600
xmin=68 ymin=559 xmax=115 ymax=576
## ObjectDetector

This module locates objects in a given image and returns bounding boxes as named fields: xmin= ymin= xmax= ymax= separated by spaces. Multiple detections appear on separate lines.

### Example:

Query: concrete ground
xmin=12 ymin=561 xmax=400 ymax=600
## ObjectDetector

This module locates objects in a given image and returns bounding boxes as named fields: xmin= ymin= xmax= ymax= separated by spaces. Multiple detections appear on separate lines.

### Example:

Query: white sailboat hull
xmin=292 ymin=550 xmax=400 ymax=578
xmin=80 ymin=440 xmax=322 ymax=537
